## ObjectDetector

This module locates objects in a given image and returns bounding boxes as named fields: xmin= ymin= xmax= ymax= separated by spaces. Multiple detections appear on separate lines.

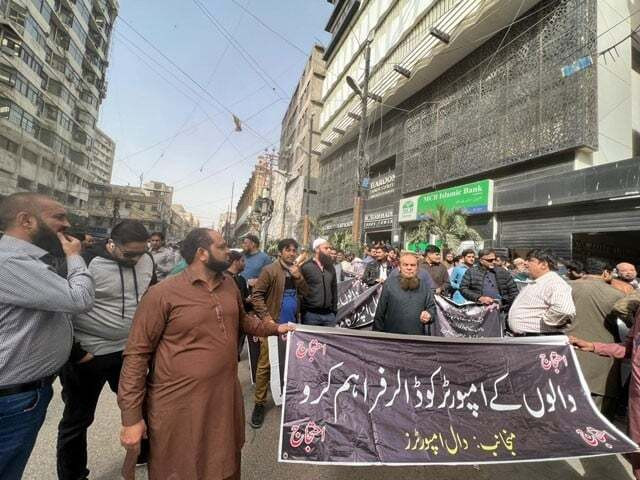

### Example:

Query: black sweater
xmin=300 ymin=260 xmax=337 ymax=313
xmin=373 ymin=275 xmax=437 ymax=335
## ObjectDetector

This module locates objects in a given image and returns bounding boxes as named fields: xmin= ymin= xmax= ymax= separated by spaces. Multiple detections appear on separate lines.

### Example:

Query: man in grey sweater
xmin=57 ymin=220 xmax=155 ymax=480
xmin=373 ymin=251 xmax=437 ymax=335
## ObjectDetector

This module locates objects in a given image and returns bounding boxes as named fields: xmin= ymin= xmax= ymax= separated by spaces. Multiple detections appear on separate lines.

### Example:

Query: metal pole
xmin=226 ymin=181 xmax=234 ymax=243
xmin=261 ymin=153 xmax=275 ymax=248
xmin=352 ymin=40 xmax=371 ymax=248
xmin=280 ymin=173 xmax=287 ymax=238
xmin=303 ymin=114 xmax=313 ymax=246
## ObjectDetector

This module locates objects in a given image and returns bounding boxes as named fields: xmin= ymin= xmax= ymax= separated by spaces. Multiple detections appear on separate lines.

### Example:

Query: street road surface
xmin=25 ymin=358 xmax=633 ymax=480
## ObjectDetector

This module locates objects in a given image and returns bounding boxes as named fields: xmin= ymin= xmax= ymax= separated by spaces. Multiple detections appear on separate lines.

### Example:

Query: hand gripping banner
xmin=278 ymin=326 xmax=637 ymax=465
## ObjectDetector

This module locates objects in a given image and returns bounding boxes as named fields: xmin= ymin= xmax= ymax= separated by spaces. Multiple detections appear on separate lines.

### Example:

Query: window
xmin=41 ymin=158 xmax=55 ymax=172
xmin=139 ymin=204 xmax=145 ymax=211
xmin=0 ymin=64 xmax=15 ymax=86
xmin=1 ymin=31 xmax=22 ymax=57
xmin=17 ymin=176 xmax=33 ymax=190
xmin=124 ymin=201 xmax=132 ymax=208
xmin=0 ymin=134 xmax=19 ymax=154
xmin=21 ymin=147 xmax=37 ymax=163
xmin=151 ymin=205 xmax=158 ymax=212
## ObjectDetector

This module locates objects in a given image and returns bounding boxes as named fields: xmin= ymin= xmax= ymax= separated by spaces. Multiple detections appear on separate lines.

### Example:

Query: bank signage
xmin=398 ymin=180 xmax=493 ymax=223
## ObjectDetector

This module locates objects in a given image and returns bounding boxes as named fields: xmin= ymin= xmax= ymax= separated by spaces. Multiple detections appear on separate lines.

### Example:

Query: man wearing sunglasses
xmin=57 ymin=220 xmax=155 ymax=480
xmin=459 ymin=248 xmax=519 ymax=314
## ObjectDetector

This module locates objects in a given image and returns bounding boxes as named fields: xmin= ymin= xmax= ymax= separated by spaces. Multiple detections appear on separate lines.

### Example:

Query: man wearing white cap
xmin=299 ymin=238 xmax=338 ymax=326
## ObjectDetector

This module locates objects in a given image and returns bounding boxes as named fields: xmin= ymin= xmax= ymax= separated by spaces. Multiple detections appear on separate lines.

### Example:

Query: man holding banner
xmin=249 ymin=238 xmax=308 ymax=429
xmin=373 ymin=251 xmax=437 ymax=335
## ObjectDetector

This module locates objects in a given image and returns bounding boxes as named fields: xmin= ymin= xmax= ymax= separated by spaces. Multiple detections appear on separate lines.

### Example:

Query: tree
xmin=328 ymin=230 xmax=358 ymax=255
xmin=406 ymin=205 xmax=482 ymax=252
xmin=294 ymin=216 xmax=325 ymax=246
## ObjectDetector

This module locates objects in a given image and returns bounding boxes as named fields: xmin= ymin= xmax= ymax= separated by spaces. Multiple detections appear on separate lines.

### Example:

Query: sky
xmin=99 ymin=0 xmax=334 ymax=227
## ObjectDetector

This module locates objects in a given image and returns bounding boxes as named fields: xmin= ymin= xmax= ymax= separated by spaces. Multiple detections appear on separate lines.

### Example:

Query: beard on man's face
xmin=318 ymin=251 xmax=334 ymax=270
xmin=206 ymin=256 xmax=231 ymax=273
xmin=32 ymin=219 xmax=64 ymax=256
xmin=398 ymin=273 xmax=420 ymax=290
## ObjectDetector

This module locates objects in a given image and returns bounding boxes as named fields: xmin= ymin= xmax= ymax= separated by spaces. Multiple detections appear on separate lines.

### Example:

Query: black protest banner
xmin=434 ymin=295 xmax=503 ymax=338
xmin=336 ymin=281 xmax=382 ymax=329
xmin=337 ymin=278 xmax=356 ymax=301
xmin=279 ymin=327 xmax=637 ymax=465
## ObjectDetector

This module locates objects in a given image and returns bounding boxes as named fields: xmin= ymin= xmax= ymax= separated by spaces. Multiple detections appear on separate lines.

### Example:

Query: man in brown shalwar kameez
xmin=117 ymin=228 xmax=292 ymax=480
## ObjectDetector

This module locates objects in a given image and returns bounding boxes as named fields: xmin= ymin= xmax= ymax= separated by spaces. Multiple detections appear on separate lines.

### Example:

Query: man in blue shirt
xmin=450 ymin=248 xmax=476 ymax=304
xmin=239 ymin=234 xmax=271 ymax=287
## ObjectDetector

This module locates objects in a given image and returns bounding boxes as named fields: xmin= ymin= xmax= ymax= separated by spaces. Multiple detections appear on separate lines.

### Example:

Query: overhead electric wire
xmin=479 ymin=0 xmax=525 ymax=78
xmin=191 ymin=0 xmax=289 ymax=98
xmin=228 ymin=0 xmax=309 ymax=56
xmin=118 ymin=16 xmax=277 ymax=147
xmin=143 ymin=3 xmax=252 ymax=177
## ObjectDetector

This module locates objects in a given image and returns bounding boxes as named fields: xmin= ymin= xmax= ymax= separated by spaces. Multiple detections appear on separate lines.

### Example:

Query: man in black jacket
xmin=300 ymin=238 xmax=338 ymax=326
xmin=363 ymin=244 xmax=394 ymax=286
xmin=459 ymin=248 xmax=519 ymax=311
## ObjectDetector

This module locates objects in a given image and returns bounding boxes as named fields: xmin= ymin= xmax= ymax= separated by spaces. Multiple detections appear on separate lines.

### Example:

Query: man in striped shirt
xmin=0 ymin=193 xmax=95 ymax=480
xmin=507 ymin=249 xmax=575 ymax=336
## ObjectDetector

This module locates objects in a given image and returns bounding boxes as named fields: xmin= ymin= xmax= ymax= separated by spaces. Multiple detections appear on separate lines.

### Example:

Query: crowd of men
xmin=2 ymin=192 xmax=640 ymax=479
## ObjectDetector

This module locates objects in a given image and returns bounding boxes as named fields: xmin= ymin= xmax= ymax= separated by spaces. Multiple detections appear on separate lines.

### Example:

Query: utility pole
xmin=225 ymin=181 xmax=235 ymax=243
xmin=352 ymin=40 xmax=371 ymax=247
xmin=259 ymin=151 xmax=276 ymax=248
xmin=303 ymin=114 xmax=313 ymax=246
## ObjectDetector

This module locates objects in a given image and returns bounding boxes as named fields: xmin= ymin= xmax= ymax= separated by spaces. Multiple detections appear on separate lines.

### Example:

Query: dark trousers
xmin=0 ymin=383 xmax=53 ymax=480
xmin=56 ymin=351 xmax=148 ymax=480
xmin=302 ymin=311 xmax=337 ymax=327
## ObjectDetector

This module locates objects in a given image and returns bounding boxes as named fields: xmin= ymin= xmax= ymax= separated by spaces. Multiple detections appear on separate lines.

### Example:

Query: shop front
xmin=494 ymin=158 xmax=640 ymax=265
xmin=363 ymin=207 xmax=395 ymax=245
xmin=321 ymin=211 xmax=353 ymax=238
xmin=398 ymin=179 xmax=495 ymax=251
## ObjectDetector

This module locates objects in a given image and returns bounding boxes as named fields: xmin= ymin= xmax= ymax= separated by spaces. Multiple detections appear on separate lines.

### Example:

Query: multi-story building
xmin=91 ymin=126 xmax=114 ymax=184
xmin=217 ymin=210 xmax=236 ymax=242
xmin=168 ymin=203 xmax=199 ymax=243
xmin=316 ymin=0 xmax=640 ymax=264
xmin=87 ymin=180 xmax=172 ymax=237
xmin=234 ymin=155 xmax=271 ymax=240
xmin=0 ymin=0 xmax=118 ymax=219
xmin=273 ymin=44 xmax=326 ymax=239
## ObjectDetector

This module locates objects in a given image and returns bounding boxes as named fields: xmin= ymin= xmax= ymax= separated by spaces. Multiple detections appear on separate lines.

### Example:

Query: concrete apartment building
xmin=87 ymin=180 xmax=173 ymax=237
xmin=0 ymin=0 xmax=118 ymax=218
xmin=168 ymin=203 xmax=199 ymax=243
xmin=315 ymin=0 xmax=640 ymax=263
xmin=274 ymin=44 xmax=326 ymax=239
xmin=91 ymin=126 xmax=114 ymax=184
xmin=234 ymin=155 xmax=271 ymax=239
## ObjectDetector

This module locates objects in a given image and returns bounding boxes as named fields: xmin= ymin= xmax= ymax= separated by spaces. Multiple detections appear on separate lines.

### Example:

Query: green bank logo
xmin=402 ymin=200 xmax=414 ymax=214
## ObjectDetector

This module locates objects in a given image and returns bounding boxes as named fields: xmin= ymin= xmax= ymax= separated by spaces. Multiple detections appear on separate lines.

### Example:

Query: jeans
xmin=0 ymin=383 xmax=53 ymax=480
xmin=302 ymin=312 xmax=337 ymax=327
xmin=57 ymin=351 xmax=149 ymax=480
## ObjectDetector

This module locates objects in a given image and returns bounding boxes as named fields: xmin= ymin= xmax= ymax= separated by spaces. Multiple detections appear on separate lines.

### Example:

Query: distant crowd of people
xmin=2 ymin=191 xmax=640 ymax=479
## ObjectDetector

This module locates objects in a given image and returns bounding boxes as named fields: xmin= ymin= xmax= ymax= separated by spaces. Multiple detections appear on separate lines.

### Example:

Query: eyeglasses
xmin=482 ymin=257 xmax=496 ymax=263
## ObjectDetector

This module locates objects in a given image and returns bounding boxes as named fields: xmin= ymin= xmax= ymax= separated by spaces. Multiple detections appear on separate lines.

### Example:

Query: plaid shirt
xmin=0 ymin=235 xmax=94 ymax=386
